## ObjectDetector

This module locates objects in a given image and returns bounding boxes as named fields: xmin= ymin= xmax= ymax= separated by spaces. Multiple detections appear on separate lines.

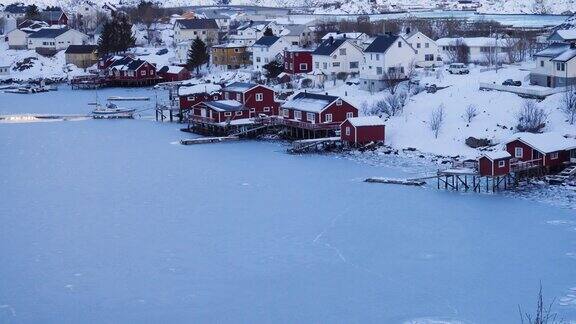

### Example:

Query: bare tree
xmin=518 ymin=283 xmax=558 ymax=324
xmin=382 ymin=65 xmax=405 ymax=94
xmin=446 ymin=39 xmax=470 ymax=63
xmin=560 ymin=87 xmax=576 ymax=125
xmin=464 ymin=104 xmax=478 ymax=123
xmin=430 ymin=104 xmax=446 ymax=138
xmin=517 ymin=100 xmax=548 ymax=133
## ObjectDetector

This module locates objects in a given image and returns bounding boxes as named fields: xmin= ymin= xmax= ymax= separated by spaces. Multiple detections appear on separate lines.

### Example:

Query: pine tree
xmin=97 ymin=14 xmax=136 ymax=56
xmin=187 ymin=37 xmax=209 ymax=74
xmin=263 ymin=60 xmax=283 ymax=79
xmin=263 ymin=27 xmax=274 ymax=36
xmin=25 ymin=5 xmax=40 ymax=20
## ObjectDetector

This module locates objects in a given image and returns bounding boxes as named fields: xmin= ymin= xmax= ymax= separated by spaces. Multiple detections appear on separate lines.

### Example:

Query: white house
xmin=3 ymin=4 xmax=27 ymax=20
xmin=173 ymin=19 xmax=219 ymax=46
xmin=251 ymin=36 xmax=288 ymax=72
xmin=530 ymin=43 xmax=576 ymax=88
xmin=279 ymin=24 xmax=313 ymax=47
xmin=229 ymin=21 xmax=281 ymax=46
xmin=359 ymin=35 xmax=416 ymax=91
xmin=321 ymin=32 xmax=369 ymax=47
xmin=197 ymin=10 xmax=231 ymax=32
xmin=312 ymin=37 xmax=363 ymax=77
xmin=6 ymin=28 xmax=30 ymax=49
xmin=401 ymin=28 xmax=442 ymax=67
xmin=27 ymin=28 xmax=89 ymax=52
xmin=437 ymin=37 xmax=513 ymax=64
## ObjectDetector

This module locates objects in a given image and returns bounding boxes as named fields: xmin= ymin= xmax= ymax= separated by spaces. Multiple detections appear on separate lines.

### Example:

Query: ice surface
xmin=0 ymin=87 xmax=576 ymax=323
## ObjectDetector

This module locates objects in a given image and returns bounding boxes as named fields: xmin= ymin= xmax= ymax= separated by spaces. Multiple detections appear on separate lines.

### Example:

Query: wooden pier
xmin=288 ymin=137 xmax=343 ymax=154
xmin=180 ymin=136 xmax=239 ymax=145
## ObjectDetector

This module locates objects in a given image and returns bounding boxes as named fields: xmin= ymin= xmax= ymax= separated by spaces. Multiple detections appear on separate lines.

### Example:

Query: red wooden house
xmin=478 ymin=151 xmax=512 ymax=176
xmin=193 ymin=100 xmax=249 ymax=123
xmin=283 ymin=49 xmax=313 ymax=74
xmin=179 ymin=84 xmax=222 ymax=110
xmin=107 ymin=57 xmax=159 ymax=86
xmin=158 ymin=65 xmax=191 ymax=82
xmin=40 ymin=9 xmax=68 ymax=25
xmin=340 ymin=116 xmax=385 ymax=146
xmin=280 ymin=92 xmax=358 ymax=129
xmin=221 ymin=82 xmax=279 ymax=117
xmin=503 ymin=132 xmax=576 ymax=171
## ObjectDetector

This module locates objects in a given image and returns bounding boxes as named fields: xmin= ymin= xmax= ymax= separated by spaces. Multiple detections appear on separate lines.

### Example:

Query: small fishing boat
xmin=92 ymin=103 xmax=136 ymax=119
xmin=4 ymin=85 xmax=51 ymax=94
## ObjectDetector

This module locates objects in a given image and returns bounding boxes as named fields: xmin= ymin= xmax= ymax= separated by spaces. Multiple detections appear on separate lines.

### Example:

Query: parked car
xmin=502 ymin=79 xmax=522 ymax=86
xmin=448 ymin=63 xmax=469 ymax=74
xmin=156 ymin=48 xmax=168 ymax=55
xmin=425 ymin=83 xmax=437 ymax=93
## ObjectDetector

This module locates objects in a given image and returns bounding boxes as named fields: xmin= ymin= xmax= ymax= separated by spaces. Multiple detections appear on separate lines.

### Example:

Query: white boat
xmin=92 ymin=103 xmax=136 ymax=119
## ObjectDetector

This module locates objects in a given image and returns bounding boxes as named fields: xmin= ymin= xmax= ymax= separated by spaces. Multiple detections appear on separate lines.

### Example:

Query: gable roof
xmin=223 ymin=82 xmax=257 ymax=92
xmin=548 ymin=29 xmax=576 ymax=42
xmin=204 ymin=100 xmax=244 ymax=112
xmin=282 ymin=92 xmax=339 ymax=113
xmin=346 ymin=116 xmax=385 ymax=127
xmin=280 ymin=24 xmax=308 ymax=36
xmin=40 ymin=10 xmax=65 ymax=22
xmin=236 ymin=20 xmax=271 ymax=31
xmin=178 ymin=83 xmax=221 ymax=96
xmin=504 ymin=132 xmax=576 ymax=154
xmin=176 ymin=19 xmax=218 ymax=30
xmin=65 ymin=44 xmax=98 ymax=54
xmin=28 ymin=28 xmax=70 ymax=38
xmin=253 ymin=36 xmax=280 ymax=47
xmin=364 ymin=35 xmax=399 ymax=53
xmin=551 ymin=48 xmax=576 ymax=62
xmin=159 ymin=65 xmax=187 ymax=74
xmin=127 ymin=59 xmax=149 ymax=70
xmin=481 ymin=150 xmax=512 ymax=161
xmin=313 ymin=38 xmax=347 ymax=56
xmin=535 ymin=43 xmax=571 ymax=58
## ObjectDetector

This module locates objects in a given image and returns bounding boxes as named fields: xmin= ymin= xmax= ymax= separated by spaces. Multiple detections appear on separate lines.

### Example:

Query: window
xmin=236 ymin=93 xmax=241 ymax=101
xmin=540 ymin=60 xmax=544 ymax=67
xmin=294 ymin=110 xmax=302 ymax=120
xmin=323 ymin=63 xmax=327 ymax=69
xmin=375 ymin=54 xmax=380 ymax=60
xmin=283 ymin=109 xmax=289 ymax=117
xmin=336 ymin=99 xmax=342 ymax=106
xmin=225 ymin=92 xmax=229 ymax=100
xmin=346 ymin=112 xmax=353 ymax=118
xmin=315 ymin=62 xmax=319 ymax=68
xmin=255 ymin=93 xmax=263 ymax=101
xmin=256 ymin=57 xmax=261 ymax=62
xmin=376 ymin=67 xmax=383 ymax=75
xmin=551 ymin=152 xmax=559 ymax=160
xmin=202 ymin=31 xmax=206 ymax=35
xmin=234 ymin=48 xmax=239 ymax=53
xmin=325 ymin=114 xmax=333 ymax=122
xmin=263 ymin=107 xmax=270 ymax=112
xmin=333 ymin=62 xmax=340 ymax=67
xmin=515 ymin=147 xmax=523 ymax=158
xmin=498 ymin=160 xmax=506 ymax=168
xmin=556 ymin=62 xmax=565 ymax=71
xmin=187 ymin=96 xmax=195 ymax=101
xmin=224 ymin=112 xmax=232 ymax=116
xmin=425 ymin=54 xmax=434 ymax=61
xmin=425 ymin=42 xmax=429 ymax=48
xmin=339 ymin=48 xmax=346 ymax=55
xmin=213 ymin=96 xmax=218 ymax=100
xmin=299 ymin=63 xmax=307 ymax=70
xmin=235 ymin=111 xmax=243 ymax=116
xmin=416 ymin=43 xmax=421 ymax=48
xmin=345 ymin=126 xmax=350 ymax=136
xmin=398 ymin=41 xmax=402 ymax=48
xmin=349 ymin=61 xmax=359 ymax=69
xmin=307 ymin=112 xmax=315 ymax=123
xmin=141 ymin=70 xmax=146 ymax=76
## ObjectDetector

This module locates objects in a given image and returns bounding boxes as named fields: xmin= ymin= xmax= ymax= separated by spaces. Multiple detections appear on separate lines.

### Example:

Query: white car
xmin=448 ymin=63 xmax=469 ymax=74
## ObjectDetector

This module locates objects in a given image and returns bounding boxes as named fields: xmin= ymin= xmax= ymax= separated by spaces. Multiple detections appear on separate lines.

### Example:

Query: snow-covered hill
xmin=7 ymin=0 xmax=576 ymax=14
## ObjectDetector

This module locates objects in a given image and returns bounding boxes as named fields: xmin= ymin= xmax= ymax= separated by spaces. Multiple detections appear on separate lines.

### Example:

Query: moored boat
xmin=91 ymin=103 xmax=136 ymax=119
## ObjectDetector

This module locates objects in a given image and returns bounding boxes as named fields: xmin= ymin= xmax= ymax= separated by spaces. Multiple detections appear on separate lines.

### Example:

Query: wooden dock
xmin=180 ymin=136 xmax=239 ymax=145
xmin=288 ymin=136 xmax=342 ymax=153
xmin=365 ymin=177 xmax=426 ymax=186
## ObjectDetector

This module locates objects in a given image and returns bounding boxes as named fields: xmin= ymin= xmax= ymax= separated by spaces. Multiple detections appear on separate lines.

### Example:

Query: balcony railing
xmin=510 ymin=158 xmax=543 ymax=172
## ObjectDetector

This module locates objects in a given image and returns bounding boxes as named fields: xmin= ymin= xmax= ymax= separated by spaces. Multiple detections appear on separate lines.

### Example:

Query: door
xmin=547 ymin=76 xmax=552 ymax=87
xmin=201 ymin=108 xmax=207 ymax=118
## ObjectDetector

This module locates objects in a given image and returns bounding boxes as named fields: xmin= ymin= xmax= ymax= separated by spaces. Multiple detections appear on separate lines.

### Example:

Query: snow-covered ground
xmin=316 ymin=63 xmax=575 ymax=158
xmin=1 ymin=86 xmax=576 ymax=323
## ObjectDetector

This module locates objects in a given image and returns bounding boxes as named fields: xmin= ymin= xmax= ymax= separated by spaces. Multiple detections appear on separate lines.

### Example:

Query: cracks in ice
xmin=0 ymin=305 xmax=16 ymax=317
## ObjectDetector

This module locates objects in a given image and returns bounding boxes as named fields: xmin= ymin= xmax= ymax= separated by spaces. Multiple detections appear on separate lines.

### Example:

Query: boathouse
xmin=503 ymin=132 xmax=576 ymax=171
xmin=107 ymin=57 xmax=160 ymax=86
xmin=221 ymin=82 xmax=278 ymax=116
xmin=158 ymin=65 xmax=191 ymax=82
xmin=280 ymin=92 xmax=358 ymax=127
xmin=478 ymin=151 xmax=512 ymax=176
xmin=340 ymin=116 xmax=385 ymax=146
xmin=194 ymin=100 xmax=249 ymax=123
xmin=179 ymin=83 xmax=222 ymax=110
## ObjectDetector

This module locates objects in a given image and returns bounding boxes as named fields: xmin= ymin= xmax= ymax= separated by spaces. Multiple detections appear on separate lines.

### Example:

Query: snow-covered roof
xmin=535 ymin=43 xmax=571 ymax=57
xmin=322 ymin=32 xmax=366 ymax=40
xmin=280 ymin=24 xmax=308 ymax=37
xmin=282 ymin=92 xmax=338 ymax=113
xmin=436 ymin=37 xmax=512 ymax=48
xmin=346 ymin=116 xmax=384 ymax=127
xmin=504 ymin=132 xmax=576 ymax=154
xmin=481 ymin=150 xmax=511 ymax=161
xmin=223 ymin=82 xmax=256 ymax=92
xmin=553 ymin=29 xmax=576 ymax=41
xmin=204 ymin=100 xmax=243 ymax=112
xmin=179 ymin=83 xmax=221 ymax=96
xmin=212 ymin=43 xmax=246 ymax=48
xmin=160 ymin=65 xmax=186 ymax=74
xmin=551 ymin=48 xmax=576 ymax=62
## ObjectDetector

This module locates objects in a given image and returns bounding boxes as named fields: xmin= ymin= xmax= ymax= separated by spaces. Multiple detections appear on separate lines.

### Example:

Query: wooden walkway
xmin=180 ymin=136 xmax=239 ymax=145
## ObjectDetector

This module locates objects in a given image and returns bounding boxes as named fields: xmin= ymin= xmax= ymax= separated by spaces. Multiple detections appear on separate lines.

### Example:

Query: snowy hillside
xmin=7 ymin=0 xmax=576 ymax=14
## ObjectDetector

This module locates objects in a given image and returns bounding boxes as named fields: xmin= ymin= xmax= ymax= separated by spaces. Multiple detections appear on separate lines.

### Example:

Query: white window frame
xmin=515 ymin=147 xmax=523 ymax=158
xmin=345 ymin=126 xmax=350 ymax=136
xmin=325 ymin=113 xmax=333 ymax=123
xmin=498 ymin=160 xmax=506 ymax=168
xmin=551 ymin=152 xmax=559 ymax=160
xmin=224 ymin=112 xmax=232 ymax=117
xmin=336 ymin=99 xmax=342 ymax=106
xmin=255 ymin=93 xmax=263 ymax=101
xmin=187 ymin=96 xmax=195 ymax=101
xmin=283 ymin=109 xmax=289 ymax=117
xmin=141 ymin=70 xmax=146 ymax=76
xmin=346 ymin=112 xmax=353 ymax=118
xmin=307 ymin=112 xmax=315 ymax=123
xmin=299 ymin=63 xmax=307 ymax=70
xmin=236 ymin=93 xmax=241 ymax=101
xmin=294 ymin=110 xmax=302 ymax=120
xmin=263 ymin=107 xmax=270 ymax=112
xmin=235 ymin=111 xmax=243 ymax=116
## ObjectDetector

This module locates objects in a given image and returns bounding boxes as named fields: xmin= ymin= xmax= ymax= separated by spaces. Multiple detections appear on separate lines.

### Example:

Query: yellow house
xmin=65 ymin=45 xmax=99 ymax=69
xmin=211 ymin=43 xmax=250 ymax=69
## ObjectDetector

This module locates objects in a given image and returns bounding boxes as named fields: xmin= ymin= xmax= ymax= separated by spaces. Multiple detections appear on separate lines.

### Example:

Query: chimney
xmin=406 ymin=27 xmax=411 ymax=34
